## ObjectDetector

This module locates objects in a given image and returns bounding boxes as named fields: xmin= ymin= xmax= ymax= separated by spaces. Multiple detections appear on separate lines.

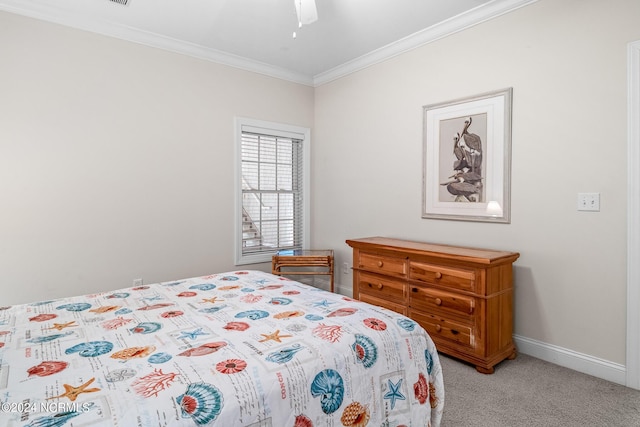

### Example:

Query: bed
xmin=0 ymin=270 xmax=444 ymax=426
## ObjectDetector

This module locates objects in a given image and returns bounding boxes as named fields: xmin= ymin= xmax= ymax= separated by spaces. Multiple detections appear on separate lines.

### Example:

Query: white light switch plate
xmin=577 ymin=193 xmax=600 ymax=211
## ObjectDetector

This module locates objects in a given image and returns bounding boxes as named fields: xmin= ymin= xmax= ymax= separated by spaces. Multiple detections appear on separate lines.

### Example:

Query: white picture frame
xmin=422 ymin=88 xmax=513 ymax=223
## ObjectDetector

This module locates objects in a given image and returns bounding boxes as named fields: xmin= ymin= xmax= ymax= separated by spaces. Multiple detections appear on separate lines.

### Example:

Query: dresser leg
xmin=475 ymin=365 xmax=495 ymax=374
xmin=507 ymin=349 xmax=518 ymax=360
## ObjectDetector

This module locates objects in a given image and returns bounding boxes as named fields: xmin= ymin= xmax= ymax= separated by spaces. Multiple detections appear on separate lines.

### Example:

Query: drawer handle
xmin=434 ymin=272 xmax=442 ymax=279
xmin=435 ymin=324 xmax=442 ymax=332
xmin=411 ymin=287 xmax=418 ymax=293
xmin=368 ymin=283 xmax=383 ymax=290
xmin=377 ymin=260 xmax=384 ymax=268
xmin=434 ymin=298 xmax=442 ymax=306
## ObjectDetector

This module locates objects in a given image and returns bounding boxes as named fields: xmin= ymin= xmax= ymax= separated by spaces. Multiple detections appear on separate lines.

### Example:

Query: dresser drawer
xmin=358 ymin=253 xmax=407 ymax=276
xmin=409 ymin=287 xmax=475 ymax=318
xmin=358 ymin=272 xmax=406 ymax=302
xmin=358 ymin=293 xmax=407 ymax=316
xmin=410 ymin=310 xmax=475 ymax=350
xmin=409 ymin=261 xmax=475 ymax=292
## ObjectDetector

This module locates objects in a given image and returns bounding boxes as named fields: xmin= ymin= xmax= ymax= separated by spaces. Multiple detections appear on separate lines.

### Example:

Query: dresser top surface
xmin=346 ymin=237 xmax=519 ymax=264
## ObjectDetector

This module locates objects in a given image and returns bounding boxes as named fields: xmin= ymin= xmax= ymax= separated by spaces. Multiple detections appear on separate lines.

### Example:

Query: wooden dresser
xmin=346 ymin=237 xmax=520 ymax=374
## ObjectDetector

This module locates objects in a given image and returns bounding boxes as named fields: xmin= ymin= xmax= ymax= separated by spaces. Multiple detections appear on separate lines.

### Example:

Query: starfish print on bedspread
xmin=48 ymin=377 xmax=100 ymax=402
xmin=312 ymin=299 xmax=336 ymax=308
xmin=201 ymin=297 xmax=224 ymax=304
xmin=383 ymin=378 xmax=406 ymax=410
xmin=47 ymin=321 xmax=78 ymax=331
xmin=259 ymin=330 xmax=293 ymax=343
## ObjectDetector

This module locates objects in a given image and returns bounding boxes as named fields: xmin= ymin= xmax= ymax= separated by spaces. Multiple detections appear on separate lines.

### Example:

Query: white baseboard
xmin=514 ymin=334 xmax=627 ymax=386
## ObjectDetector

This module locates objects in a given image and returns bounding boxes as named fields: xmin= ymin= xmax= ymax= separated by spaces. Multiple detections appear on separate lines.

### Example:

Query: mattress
xmin=0 ymin=270 xmax=444 ymax=426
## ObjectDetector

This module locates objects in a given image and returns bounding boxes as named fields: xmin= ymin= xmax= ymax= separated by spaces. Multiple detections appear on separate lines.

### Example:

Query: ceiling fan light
xmin=295 ymin=0 xmax=318 ymax=25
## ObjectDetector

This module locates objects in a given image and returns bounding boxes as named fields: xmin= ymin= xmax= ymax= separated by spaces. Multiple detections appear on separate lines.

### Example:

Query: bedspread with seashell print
xmin=0 ymin=270 xmax=444 ymax=426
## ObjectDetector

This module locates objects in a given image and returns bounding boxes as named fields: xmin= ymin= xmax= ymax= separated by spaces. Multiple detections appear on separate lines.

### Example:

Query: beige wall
xmin=0 ymin=11 xmax=314 ymax=305
xmin=313 ymin=0 xmax=640 ymax=365
xmin=1 ymin=0 xmax=638 ymax=371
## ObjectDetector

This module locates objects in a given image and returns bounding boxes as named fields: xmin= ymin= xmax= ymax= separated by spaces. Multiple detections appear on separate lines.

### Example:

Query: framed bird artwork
xmin=422 ymin=88 xmax=512 ymax=223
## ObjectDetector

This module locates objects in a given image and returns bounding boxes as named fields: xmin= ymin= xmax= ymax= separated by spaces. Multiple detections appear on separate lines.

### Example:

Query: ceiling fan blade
xmin=295 ymin=0 xmax=318 ymax=25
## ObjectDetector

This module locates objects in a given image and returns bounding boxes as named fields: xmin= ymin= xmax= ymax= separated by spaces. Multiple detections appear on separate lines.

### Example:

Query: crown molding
xmin=313 ymin=0 xmax=538 ymax=86
xmin=0 ymin=0 xmax=314 ymax=86
xmin=0 ymin=0 xmax=537 ymax=88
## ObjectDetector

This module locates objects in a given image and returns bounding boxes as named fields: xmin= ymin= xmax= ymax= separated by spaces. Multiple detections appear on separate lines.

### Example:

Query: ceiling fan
xmin=295 ymin=0 xmax=318 ymax=25
xmin=293 ymin=0 xmax=317 ymax=38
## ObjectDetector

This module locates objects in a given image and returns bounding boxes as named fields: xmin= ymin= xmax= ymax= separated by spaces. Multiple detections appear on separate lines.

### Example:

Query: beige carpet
xmin=439 ymin=353 xmax=640 ymax=426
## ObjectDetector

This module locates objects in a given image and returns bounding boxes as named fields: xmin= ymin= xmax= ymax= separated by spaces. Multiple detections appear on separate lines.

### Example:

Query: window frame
xmin=234 ymin=117 xmax=310 ymax=265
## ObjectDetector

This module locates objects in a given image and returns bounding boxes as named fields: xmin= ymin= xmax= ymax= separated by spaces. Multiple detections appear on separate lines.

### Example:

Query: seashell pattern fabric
xmin=0 ymin=270 xmax=444 ymax=426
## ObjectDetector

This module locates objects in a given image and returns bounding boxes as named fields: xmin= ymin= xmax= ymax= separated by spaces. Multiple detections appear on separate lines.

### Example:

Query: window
xmin=234 ymin=118 xmax=310 ymax=265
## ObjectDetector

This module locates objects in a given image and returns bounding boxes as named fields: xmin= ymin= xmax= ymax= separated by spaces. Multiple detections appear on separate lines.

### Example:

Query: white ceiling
xmin=0 ymin=0 xmax=534 ymax=86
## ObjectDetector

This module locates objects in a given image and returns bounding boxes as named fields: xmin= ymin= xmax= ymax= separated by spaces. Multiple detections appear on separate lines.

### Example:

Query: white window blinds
xmin=240 ymin=130 xmax=304 ymax=256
